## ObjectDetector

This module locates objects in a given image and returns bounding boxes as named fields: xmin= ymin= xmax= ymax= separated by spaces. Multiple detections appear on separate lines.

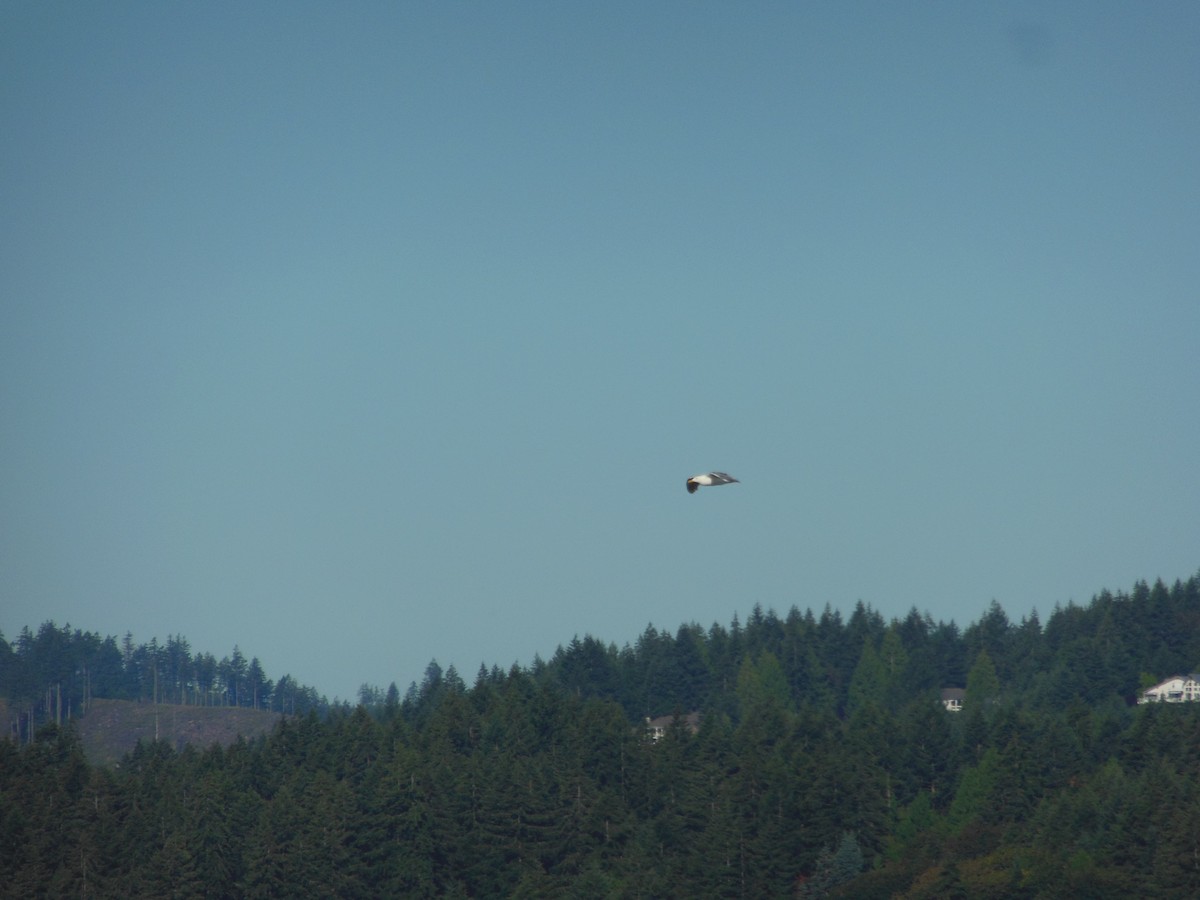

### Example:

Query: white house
xmin=1138 ymin=674 xmax=1200 ymax=704
xmin=940 ymin=688 xmax=965 ymax=712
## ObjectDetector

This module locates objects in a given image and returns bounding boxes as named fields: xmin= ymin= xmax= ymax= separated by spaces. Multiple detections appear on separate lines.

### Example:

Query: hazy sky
xmin=3 ymin=3 xmax=1198 ymax=702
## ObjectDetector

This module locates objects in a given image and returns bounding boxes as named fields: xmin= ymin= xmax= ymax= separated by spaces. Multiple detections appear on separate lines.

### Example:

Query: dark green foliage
xmin=799 ymin=831 xmax=864 ymax=898
xmin=964 ymin=649 xmax=1001 ymax=712
xmin=2 ymin=570 xmax=1200 ymax=895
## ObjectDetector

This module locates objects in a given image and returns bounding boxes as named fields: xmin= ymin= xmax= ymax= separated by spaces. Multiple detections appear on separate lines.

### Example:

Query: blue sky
xmin=3 ymin=3 xmax=1198 ymax=702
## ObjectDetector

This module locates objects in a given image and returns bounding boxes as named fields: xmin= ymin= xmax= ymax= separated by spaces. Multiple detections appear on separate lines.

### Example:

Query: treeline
xmin=384 ymin=574 xmax=1200 ymax=728
xmin=2 ymin=572 xmax=1200 ymax=897
xmin=0 ymin=625 xmax=328 ymax=739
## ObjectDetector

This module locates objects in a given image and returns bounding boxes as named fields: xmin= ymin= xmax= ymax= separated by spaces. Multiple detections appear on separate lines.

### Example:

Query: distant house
xmin=1138 ymin=675 xmax=1200 ymax=704
xmin=645 ymin=712 xmax=701 ymax=742
xmin=940 ymin=688 xmax=965 ymax=713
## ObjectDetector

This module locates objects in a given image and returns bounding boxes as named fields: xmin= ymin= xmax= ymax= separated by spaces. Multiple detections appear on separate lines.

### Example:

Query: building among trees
xmin=940 ymin=687 xmax=965 ymax=712
xmin=1138 ymin=674 xmax=1200 ymax=703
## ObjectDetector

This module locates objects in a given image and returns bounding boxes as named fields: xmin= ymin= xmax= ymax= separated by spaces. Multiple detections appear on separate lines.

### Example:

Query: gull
xmin=686 ymin=472 xmax=739 ymax=494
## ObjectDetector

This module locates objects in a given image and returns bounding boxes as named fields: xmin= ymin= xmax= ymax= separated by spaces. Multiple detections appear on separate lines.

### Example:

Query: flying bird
xmin=686 ymin=472 xmax=739 ymax=494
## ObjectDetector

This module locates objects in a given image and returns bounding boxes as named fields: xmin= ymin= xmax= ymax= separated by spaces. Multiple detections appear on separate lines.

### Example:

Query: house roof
xmin=1143 ymin=674 xmax=1200 ymax=691
xmin=646 ymin=712 xmax=701 ymax=731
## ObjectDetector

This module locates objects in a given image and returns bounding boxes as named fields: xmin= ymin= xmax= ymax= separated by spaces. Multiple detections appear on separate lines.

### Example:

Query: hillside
xmin=72 ymin=698 xmax=282 ymax=766
xmin=4 ymin=572 xmax=1200 ymax=896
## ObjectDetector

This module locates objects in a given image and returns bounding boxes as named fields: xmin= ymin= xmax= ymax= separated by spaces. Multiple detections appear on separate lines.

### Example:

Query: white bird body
xmin=686 ymin=471 xmax=739 ymax=494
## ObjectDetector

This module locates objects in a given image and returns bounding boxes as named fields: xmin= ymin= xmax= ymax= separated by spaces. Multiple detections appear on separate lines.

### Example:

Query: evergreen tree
xmin=846 ymin=639 xmax=886 ymax=716
xmin=946 ymin=747 xmax=1001 ymax=834
xmin=878 ymin=625 xmax=911 ymax=708
xmin=964 ymin=649 xmax=1000 ymax=713
xmin=138 ymin=831 xmax=204 ymax=899
xmin=895 ymin=697 xmax=957 ymax=804
xmin=247 ymin=656 xmax=270 ymax=710
xmin=798 ymin=831 xmax=863 ymax=898
xmin=384 ymin=681 xmax=402 ymax=719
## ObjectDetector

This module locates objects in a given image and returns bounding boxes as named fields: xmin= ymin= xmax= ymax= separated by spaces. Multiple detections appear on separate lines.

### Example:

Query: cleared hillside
xmin=71 ymin=697 xmax=282 ymax=766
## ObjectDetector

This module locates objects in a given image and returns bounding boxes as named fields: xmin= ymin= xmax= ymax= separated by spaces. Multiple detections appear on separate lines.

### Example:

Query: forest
xmin=2 ymin=571 xmax=1200 ymax=897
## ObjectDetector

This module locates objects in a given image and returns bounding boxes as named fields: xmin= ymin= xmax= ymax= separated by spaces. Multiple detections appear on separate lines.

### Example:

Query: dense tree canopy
xmin=3 ymin=571 xmax=1200 ymax=896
